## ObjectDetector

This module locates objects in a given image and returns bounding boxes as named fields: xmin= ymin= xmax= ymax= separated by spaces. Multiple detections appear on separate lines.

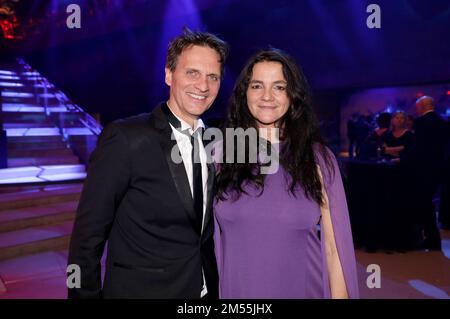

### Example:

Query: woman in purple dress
xmin=213 ymin=49 xmax=359 ymax=299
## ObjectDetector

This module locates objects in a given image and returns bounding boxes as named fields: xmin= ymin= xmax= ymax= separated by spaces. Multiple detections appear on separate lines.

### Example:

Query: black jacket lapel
xmin=151 ymin=104 xmax=200 ymax=236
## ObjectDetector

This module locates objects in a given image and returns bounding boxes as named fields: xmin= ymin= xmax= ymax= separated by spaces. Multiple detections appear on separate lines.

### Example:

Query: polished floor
xmin=0 ymin=230 xmax=448 ymax=299
xmin=355 ymin=229 xmax=450 ymax=299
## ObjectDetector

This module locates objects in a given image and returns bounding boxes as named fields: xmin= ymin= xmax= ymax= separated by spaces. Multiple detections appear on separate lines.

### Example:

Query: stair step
xmin=2 ymin=112 xmax=49 ymax=122
xmin=7 ymin=136 xmax=65 ymax=144
xmin=0 ymin=173 xmax=86 ymax=185
xmin=53 ymin=121 xmax=86 ymax=128
xmin=1 ymin=88 xmax=35 ymax=95
xmin=1 ymin=97 xmax=42 ymax=105
xmin=8 ymin=156 xmax=80 ymax=168
xmin=50 ymin=112 xmax=84 ymax=121
xmin=0 ymin=164 xmax=85 ymax=179
xmin=0 ymin=250 xmax=68 ymax=286
xmin=1 ymin=93 xmax=59 ymax=101
xmin=37 ymin=172 xmax=87 ymax=183
xmin=1 ymin=119 xmax=53 ymax=124
xmin=0 ymin=184 xmax=82 ymax=211
xmin=0 ymin=85 xmax=58 ymax=92
xmin=0 ymin=201 xmax=78 ymax=232
xmin=8 ymin=78 xmax=50 ymax=84
xmin=1 ymin=102 xmax=42 ymax=109
xmin=63 ymin=128 xmax=96 ymax=135
xmin=6 ymin=127 xmax=62 ymax=137
xmin=0 ymin=66 xmax=20 ymax=72
xmin=0 ymin=248 xmax=108 ymax=293
xmin=8 ymin=148 xmax=74 ymax=158
xmin=0 ymin=221 xmax=73 ymax=261
xmin=3 ymin=123 xmax=57 ymax=129
xmin=1 ymin=91 xmax=34 ymax=98
xmin=38 ymin=165 xmax=85 ymax=176
xmin=1 ymin=104 xmax=69 ymax=113
xmin=0 ymin=74 xmax=20 ymax=81
xmin=8 ymin=142 xmax=67 ymax=151
xmin=0 ymin=182 xmax=81 ymax=195
xmin=0 ymin=166 xmax=41 ymax=179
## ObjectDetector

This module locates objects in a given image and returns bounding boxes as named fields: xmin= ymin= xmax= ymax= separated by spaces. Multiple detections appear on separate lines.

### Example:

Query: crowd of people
xmin=346 ymin=97 xmax=450 ymax=249
xmin=347 ymin=110 xmax=417 ymax=162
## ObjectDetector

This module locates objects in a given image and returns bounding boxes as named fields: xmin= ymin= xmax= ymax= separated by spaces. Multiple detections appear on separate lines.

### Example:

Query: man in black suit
xmin=67 ymin=29 xmax=229 ymax=298
xmin=409 ymin=96 xmax=449 ymax=250
xmin=439 ymin=144 xmax=450 ymax=230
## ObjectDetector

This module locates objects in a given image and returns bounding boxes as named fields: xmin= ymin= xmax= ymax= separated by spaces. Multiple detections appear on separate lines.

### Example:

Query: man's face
xmin=392 ymin=113 xmax=406 ymax=128
xmin=165 ymin=45 xmax=221 ymax=125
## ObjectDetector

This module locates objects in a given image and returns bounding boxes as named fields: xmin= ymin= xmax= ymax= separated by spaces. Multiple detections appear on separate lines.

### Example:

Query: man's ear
xmin=165 ymin=67 xmax=172 ymax=86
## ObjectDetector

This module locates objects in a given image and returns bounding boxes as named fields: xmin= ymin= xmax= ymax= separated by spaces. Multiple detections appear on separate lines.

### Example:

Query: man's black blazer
xmin=67 ymin=103 xmax=218 ymax=299
xmin=411 ymin=111 xmax=449 ymax=183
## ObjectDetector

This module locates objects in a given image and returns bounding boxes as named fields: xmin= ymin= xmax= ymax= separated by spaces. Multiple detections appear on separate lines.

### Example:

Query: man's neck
xmin=166 ymin=101 xmax=198 ymax=130
xmin=421 ymin=109 xmax=434 ymax=117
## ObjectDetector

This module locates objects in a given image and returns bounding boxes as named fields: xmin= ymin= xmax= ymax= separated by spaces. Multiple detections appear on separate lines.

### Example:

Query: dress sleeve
xmin=213 ymin=212 xmax=223 ymax=298
xmin=316 ymin=146 xmax=360 ymax=299
xmin=212 ymin=140 xmax=224 ymax=298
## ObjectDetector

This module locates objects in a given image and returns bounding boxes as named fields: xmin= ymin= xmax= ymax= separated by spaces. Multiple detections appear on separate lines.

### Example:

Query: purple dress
xmin=213 ymin=143 xmax=359 ymax=299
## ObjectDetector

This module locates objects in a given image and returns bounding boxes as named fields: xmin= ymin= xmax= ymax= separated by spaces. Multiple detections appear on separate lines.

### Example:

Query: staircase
xmin=0 ymin=183 xmax=85 ymax=297
xmin=0 ymin=184 xmax=81 ymax=261
xmin=0 ymin=59 xmax=101 ymax=295
xmin=0 ymin=58 xmax=101 ymax=184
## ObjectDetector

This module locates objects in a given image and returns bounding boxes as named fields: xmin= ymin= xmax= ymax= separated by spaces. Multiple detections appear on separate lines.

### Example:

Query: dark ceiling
xmin=6 ymin=0 xmax=448 ymax=89
xmin=2 ymin=0 xmax=449 ymax=126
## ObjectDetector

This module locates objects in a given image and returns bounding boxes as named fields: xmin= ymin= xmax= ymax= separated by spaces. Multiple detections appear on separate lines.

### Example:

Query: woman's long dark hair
xmin=215 ymin=48 xmax=334 ymax=206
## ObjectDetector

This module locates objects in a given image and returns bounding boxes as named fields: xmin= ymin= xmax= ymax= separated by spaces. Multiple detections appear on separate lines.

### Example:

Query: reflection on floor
xmin=0 ymin=231 xmax=448 ymax=299
xmin=357 ymin=229 xmax=450 ymax=299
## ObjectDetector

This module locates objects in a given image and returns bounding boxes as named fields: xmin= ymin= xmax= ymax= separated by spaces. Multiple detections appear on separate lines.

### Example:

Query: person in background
xmin=438 ymin=148 xmax=450 ymax=230
xmin=354 ymin=114 xmax=371 ymax=158
xmin=383 ymin=111 xmax=414 ymax=161
xmin=370 ymin=112 xmax=391 ymax=145
xmin=358 ymin=112 xmax=391 ymax=160
xmin=406 ymin=114 xmax=415 ymax=132
xmin=347 ymin=113 xmax=359 ymax=158
xmin=403 ymin=96 xmax=448 ymax=250
xmin=439 ymin=116 xmax=450 ymax=229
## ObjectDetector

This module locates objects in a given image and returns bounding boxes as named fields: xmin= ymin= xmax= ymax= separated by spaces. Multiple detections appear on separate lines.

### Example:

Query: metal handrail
xmin=17 ymin=58 xmax=102 ymax=136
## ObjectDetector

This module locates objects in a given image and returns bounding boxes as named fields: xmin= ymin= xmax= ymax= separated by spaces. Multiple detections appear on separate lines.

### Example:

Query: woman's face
xmin=392 ymin=113 xmax=406 ymax=129
xmin=246 ymin=61 xmax=290 ymax=129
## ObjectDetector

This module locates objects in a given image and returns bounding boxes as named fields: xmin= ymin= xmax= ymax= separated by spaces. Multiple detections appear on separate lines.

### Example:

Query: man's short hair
xmin=416 ymin=96 xmax=435 ymax=108
xmin=166 ymin=28 xmax=229 ymax=79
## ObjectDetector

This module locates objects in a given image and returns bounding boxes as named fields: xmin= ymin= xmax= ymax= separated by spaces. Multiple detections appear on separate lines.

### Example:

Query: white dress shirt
xmin=167 ymin=105 xmax=209 ymax=298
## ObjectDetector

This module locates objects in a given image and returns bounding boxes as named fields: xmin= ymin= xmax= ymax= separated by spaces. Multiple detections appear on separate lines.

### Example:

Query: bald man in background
xmin=407 ymin=96 xmax=449 ymax=250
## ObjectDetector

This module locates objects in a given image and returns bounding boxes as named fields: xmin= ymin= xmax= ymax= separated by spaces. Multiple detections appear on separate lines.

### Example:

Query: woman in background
xmin=358 ymin=112 xmax=391 ymax=160
xmin=213 ymin=49 xmax=359 ymax=299
xmin=383 ymin=111 xmax=414 ymax=160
